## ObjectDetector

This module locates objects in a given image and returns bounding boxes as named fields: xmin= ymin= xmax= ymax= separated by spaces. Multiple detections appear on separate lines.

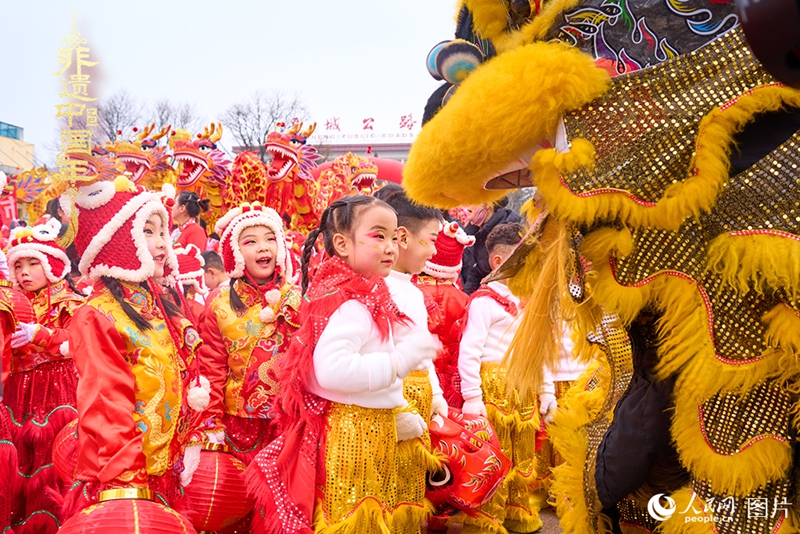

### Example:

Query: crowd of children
xmin=0 ymin=175 xmax=582 ymax=534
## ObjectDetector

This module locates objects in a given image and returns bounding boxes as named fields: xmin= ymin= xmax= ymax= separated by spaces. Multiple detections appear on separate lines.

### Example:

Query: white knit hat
xmin=7 ymin=218 xmax=71 ymax=289
xmin=215 ymin=202 xmax=294 ymax=283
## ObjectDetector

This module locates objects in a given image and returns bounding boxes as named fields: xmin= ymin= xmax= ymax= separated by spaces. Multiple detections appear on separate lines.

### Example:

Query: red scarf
xmin=469 ymin=284 xmax=518 ymax=317
xmin=247 ymin=256 xmax=407 ymax=534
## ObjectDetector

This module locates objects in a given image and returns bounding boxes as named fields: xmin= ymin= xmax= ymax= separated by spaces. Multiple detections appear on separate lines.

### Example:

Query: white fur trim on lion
xmin=424 ymin=259 xmax=463 ymax=280
xmin=259 ymin=306 xmax=276 ymax=323
xmin=74 ymin=180 xmax=117 ymax=210
xmin=32 ymin=218 xmax=62 ymax=242
xmin=59 ymin=340 xmax=70 ymax=357
xmin=187 ymin=384 xmax=210 ymax=411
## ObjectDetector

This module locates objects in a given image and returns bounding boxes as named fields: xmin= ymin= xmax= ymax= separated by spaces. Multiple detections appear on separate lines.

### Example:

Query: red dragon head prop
xmin=105 ymin=123 xmax=172 ymax=184
xmin=264 ymin=121 xmax=321 ymax=183
xmin=64 ymin=145 xmax=125 ymax=183
xmin=173 ymin=122 xmax=224 ymax=189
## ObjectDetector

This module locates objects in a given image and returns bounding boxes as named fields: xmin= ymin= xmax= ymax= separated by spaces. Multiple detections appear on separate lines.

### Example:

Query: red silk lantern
xmin=53 ymin=418 xmax=79 ymax=484
xmin=0 ymin=282 xmax=34 ymax=323
xmin=59 ymin=489 xmax=197 ymax=533
xmin=182 ymin=443 xmax=254 ymax=531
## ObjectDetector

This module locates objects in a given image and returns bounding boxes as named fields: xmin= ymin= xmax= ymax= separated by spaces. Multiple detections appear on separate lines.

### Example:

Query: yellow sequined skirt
xmin=315 ymin=402 xmax=398 ymax=534
xmin=394 ymin=370 xmax=437 ymax=534
xmin=460 ymin=362 xmax=542 ymax=533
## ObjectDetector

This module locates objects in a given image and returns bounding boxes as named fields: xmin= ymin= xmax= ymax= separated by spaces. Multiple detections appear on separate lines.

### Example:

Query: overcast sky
xmin=0 ymin=1 xmax=457 ymax=166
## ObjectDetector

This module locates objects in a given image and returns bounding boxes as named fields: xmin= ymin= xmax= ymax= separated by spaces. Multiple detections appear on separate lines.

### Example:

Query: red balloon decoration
xmin=182 ymin=443 xmax=254 ymax=532
xmin=53 ymin=418 xmax=79 ymax=484
xmin=311 ymin=156 xmax=405 ymax=184
xmin=59 ymin=489 xmax=197 ymax=533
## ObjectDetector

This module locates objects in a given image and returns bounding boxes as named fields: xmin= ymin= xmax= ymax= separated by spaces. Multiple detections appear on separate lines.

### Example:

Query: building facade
xmin=0 ymin=122 xmax=35 ymax=175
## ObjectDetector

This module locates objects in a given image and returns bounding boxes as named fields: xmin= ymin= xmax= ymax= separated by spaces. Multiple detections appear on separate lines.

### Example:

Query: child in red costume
xmin=171 ymin=191 xmax=209 ymax=251
xmin=198 ymin=202 xmax=301 ymax=534
xmin=374 ymin=184 xmax=448 ymax=534
xmin=62 ymin=176 xmax=208 ymax=517
xmin=5 ymin=218 xmax=85 ymax=534
xmin=198 ymin=202 xmax=301 ymax=463
xmin=247 ymin=195 xmax=437 ymax=533
xmin=415 ymin=220 xmax=476 ymax=408
xmin=0 ymin=278 xmax=19 ymax=534
xmin=173 ymin=244 xmax=209 ymax=322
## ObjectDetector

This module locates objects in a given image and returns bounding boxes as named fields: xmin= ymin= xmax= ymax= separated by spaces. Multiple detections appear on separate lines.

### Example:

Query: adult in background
xmin=460 ymin=197 xmax=520 ymax=294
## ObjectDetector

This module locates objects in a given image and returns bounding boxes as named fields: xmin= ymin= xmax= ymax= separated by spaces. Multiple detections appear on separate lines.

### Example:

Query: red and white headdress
xmin=425 ymin=221 xmax=476 ymax=280
xmin=7 ymin=218 xmax=71 ymax=288
xmin=60 ymin=175 xmax=179 ymax=284
xmin=174 ymin=244 xmax=208 ymax=296
xmin=215 ymin=202 xmax=293 ymax=283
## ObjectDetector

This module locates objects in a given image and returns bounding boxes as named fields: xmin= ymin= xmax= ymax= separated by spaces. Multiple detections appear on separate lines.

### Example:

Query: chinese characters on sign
xmin=399 ymin=114 xmax=417 ymax=131
xmin=311 ymin=114 xmax=420 ymax=145
xmin=53 ymin=10 xmax=99 ymax=183
xmin=326 ymin=117 xmax=341 ymax=132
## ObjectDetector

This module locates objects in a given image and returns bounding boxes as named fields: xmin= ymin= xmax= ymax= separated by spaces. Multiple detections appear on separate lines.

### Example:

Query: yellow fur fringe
xmin=579 ymin=227 xmax=800 ymax=399
xmin=466 ymin=0 xmax=584 ymax=53
xmin=548 ymin=359 xmax=612 ymax=534
xmin=313 ymin=496 xmax=392 ymax=534
xmin=404 ymin=42 xmax=609 ymax=208
xmin=397 ymin=438 xmax=447 ymax=472
xmin=465 ymin=0 xmax=508 ymax=41
xmin=533 ymin=85 xmax=800 ymax=231
xmin=459 ymin=507 xmax=510 ymax=534
xmin=764 ymin=304 xmax=800 ymax=358
xmin=671 ymin=386 xmax=792 ymax=496
xmin=392 ymin=500 xmax=436 ymax=534
xmin=707 ymin=233 xmax=800 ymax=300
xmin=578 ymin=227 xmax=798 ymax=496
xmin=504 ymin=505 xmax=544 ymax=533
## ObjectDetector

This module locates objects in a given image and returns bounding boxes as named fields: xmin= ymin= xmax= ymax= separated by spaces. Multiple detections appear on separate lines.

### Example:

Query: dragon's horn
xmin=287 ymin=121 xmax=302 ymax=135
xmin=137 ymin=123 xmax=156 ymax=141
xmin=209 ymin=122 xmax=223 ymax=143
xmin=199 ymin=123 xmax=211 ymax=139
xmin=301 ymin=122 xmax=317 ymax=138
xmin=151 ymin=124 xmax=171 ymax=141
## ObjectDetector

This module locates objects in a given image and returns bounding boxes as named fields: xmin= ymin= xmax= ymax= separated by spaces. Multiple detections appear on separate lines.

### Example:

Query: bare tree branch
xmin=151 ymin=99 xmax=205 ymax=133
xmin=94 ymin=90 xmax=141 ymax=144
xmin=221 ymin=90 xmax=309 ymax=163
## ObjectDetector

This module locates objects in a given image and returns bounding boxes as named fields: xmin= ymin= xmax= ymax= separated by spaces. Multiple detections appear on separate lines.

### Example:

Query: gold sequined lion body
xmin=404 ymin=1 xmax=800 ymax=532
